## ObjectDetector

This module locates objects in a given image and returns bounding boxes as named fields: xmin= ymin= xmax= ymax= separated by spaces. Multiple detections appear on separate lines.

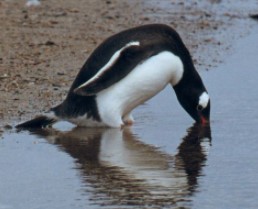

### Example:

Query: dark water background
xmin=1 ymin=17 xmax=258 ymax=209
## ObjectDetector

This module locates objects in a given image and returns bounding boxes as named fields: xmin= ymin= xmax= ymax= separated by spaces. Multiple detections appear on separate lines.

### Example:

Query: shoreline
xmin=0 ymin=0 xmax=257 ymax=128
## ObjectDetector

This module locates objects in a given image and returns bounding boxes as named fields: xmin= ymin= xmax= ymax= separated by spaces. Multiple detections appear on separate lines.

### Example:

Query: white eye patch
xmin=198 ymin=92 xmax=210 ymax=109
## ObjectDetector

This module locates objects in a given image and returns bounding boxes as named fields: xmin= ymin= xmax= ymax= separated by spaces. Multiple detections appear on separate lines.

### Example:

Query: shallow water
xmin=1 ymin=24 xmax=258 ymax=209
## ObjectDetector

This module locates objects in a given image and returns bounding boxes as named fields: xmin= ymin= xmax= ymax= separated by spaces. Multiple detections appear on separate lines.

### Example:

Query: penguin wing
xmin=74 ymin=42 xmax=153 ymax=96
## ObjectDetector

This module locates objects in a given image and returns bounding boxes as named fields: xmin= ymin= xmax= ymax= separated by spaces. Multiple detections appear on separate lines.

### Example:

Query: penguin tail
xmin=16 ymin=114 xmax=58 ymax=130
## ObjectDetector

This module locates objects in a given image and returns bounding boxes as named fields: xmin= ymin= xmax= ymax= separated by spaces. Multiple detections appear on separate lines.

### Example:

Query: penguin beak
xmin=198 ymin=110 xmax=210 ymax=125
xmin=198 ymin=101 xmax=210 ymax=125
xmin=200 ymin=115 xmax=209 ymax=125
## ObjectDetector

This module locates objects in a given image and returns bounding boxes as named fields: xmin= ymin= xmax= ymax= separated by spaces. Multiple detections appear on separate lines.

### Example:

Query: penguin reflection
xmin=31 ymin=123 xmax=211 ymax=208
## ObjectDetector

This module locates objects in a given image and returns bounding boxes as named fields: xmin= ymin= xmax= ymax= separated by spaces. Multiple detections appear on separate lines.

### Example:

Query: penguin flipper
xmin=73 ymin=43 xmax=152 ymax=96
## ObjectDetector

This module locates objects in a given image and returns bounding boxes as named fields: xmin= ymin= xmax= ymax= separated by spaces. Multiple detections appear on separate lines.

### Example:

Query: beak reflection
xmin=29 ymin=123 xmax=211 ymax=208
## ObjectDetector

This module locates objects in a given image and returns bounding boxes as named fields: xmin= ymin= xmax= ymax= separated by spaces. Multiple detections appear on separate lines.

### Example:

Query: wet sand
xmin=0 ymin=0 xmax=257 ymax=128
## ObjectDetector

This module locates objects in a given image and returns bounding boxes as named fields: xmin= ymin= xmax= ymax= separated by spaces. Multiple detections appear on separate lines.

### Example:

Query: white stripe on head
xmin=78 ymin=41 xmax=140 ymax=89
xmin=199 ymin=92 xmax=210 ymax=108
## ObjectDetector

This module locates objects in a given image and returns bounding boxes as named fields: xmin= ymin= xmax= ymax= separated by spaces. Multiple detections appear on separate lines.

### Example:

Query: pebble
xmin=26 ymin=0 xmax=41 ymax=7
xmin=44 ymin=41 xmax=56 ymax=46
xmin=57 ymin=72 xmax=66 ymax=76
xmin=4 ymin=124 xmax=13 ymax=130
xmin=0 ymin=74 xmax=9 ymax=79
xmin=249 ymin=14 xmax=258 ymax=20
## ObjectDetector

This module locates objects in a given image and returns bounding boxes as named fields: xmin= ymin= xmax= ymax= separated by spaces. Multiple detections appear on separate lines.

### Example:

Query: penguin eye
xmin=197 ymin=104 xmax=204 ymax=111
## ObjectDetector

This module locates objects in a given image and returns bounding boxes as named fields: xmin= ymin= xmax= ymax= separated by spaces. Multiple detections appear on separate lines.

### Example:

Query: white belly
xmin=96 ymin=51 xmax=183 ymax=127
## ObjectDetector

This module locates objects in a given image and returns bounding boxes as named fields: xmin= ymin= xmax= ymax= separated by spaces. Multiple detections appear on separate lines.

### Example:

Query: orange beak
xmin=200 ymin=116 xmax=209 ymax=125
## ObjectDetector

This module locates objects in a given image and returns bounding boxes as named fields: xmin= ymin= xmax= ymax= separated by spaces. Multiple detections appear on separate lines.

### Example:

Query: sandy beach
xmin=0 ymin=0 xmax=256 ymax=128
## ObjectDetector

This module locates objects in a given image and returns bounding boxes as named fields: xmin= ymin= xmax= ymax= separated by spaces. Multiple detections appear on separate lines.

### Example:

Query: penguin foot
xmin=124 ymin=119 xmax=134 ymax=126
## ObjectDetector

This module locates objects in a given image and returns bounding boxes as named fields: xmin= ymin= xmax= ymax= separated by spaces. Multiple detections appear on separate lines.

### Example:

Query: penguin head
xmin=174 ymin=83 xmax=210 ymax=125
xmin=195 ymin=92 xmax=210 ymax=124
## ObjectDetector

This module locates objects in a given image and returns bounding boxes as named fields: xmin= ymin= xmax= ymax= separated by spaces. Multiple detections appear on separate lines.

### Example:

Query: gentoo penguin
xmin=16 ymin=24 xmax=210 ymax=129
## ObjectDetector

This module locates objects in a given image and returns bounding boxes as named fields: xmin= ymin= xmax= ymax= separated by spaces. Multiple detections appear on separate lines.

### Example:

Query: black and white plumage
xmin=16 ymin=24 xmax=210 ymax=129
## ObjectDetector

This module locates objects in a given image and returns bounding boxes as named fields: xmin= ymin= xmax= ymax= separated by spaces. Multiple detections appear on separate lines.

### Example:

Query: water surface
xmin=1 ymin=21 xmax=258 ymax=209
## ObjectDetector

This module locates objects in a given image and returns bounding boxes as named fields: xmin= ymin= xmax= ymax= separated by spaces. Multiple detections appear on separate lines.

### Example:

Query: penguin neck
xmin=172 ymin=49 xmax=206 ymax=98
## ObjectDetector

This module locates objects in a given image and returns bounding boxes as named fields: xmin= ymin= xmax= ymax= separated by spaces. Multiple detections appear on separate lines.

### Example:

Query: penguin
xmin=16 ymin=24 xmax=210 ymax=129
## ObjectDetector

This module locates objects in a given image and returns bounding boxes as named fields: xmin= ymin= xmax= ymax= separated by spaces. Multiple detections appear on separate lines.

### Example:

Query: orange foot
xmin=124 ymin=119 xmax=134 ymax=126
xmin=122 ymin=113 xmax=134 ymax=126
